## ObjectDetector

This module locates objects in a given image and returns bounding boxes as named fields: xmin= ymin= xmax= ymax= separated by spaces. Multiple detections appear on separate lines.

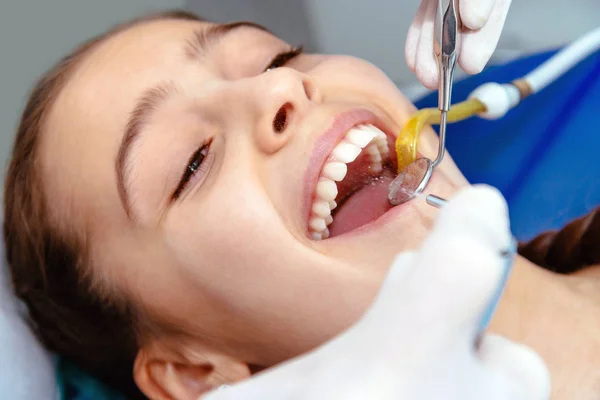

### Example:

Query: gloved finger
xmin=459 ymin=0 xmax=496 ymax=30
xmin=432 ymin=185 xmax=510 ymax=251
xmin=379 ymin=252 xmax=419 ymax=292
xmin=407 ymin=231 xmax=505 ymax=346
xmin=478 ymin=334 xmax=551 ymax=400
xmin=397 ymin=186 xmax=510 ymax=342
xmin=359 ymin=252 xmax=419 ymax=324
xmin=405 ymin=0 xmax=431 ymax=72
xmin=458 ymin=0 xmax=512 ymax=74
xmin=414 ymin=0 xmax=439 ymax=89
xmin=357 ymin=235 xmax=503 ymax=360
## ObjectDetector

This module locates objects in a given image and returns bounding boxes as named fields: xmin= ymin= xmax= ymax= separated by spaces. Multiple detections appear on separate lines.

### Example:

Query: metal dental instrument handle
xmin=387 ymin=1 xmax=459 ymax=206
xmin=432 ymin=0 xmax=459 ymax=169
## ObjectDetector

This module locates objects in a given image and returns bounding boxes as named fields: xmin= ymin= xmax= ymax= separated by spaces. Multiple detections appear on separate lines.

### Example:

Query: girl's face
xmin=42 ymin=18 xmax=467 ymax=369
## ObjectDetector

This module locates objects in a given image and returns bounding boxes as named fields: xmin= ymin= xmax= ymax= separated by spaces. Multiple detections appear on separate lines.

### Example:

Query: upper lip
xmin=302 ymin=107 xmax=398 ymax=232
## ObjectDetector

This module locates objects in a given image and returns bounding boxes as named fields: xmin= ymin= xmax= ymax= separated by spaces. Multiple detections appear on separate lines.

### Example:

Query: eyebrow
xmin=184 ymin=21 xmax=271 ymax=59
xmin=116 ymin=21 xmax=271 ymax=218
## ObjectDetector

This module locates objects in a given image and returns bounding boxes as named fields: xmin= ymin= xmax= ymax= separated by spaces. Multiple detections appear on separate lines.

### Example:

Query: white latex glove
xmin=204 ymin=186 xmax=550 ymax=400
xmin=406 ymin=0 xmax=512 ymax=89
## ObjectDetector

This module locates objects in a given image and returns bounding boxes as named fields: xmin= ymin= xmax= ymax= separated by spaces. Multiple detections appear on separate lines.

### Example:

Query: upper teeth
xmin=309 ymin=124 xmax=389 ymax=240
xmin=322 ymin=162 xmax=347 ymax=181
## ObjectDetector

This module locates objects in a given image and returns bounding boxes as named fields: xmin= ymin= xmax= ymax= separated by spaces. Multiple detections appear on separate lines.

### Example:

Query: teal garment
xmin=56 ymin=358 xmax=127 ymax=400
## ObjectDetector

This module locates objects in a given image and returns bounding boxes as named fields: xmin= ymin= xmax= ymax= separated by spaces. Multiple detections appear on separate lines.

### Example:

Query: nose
xmin=250 ymin=67 xmax=321 ymax=154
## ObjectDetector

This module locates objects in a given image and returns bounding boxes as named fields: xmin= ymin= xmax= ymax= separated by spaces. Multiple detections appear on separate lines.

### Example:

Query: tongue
xmin=329 ymin=174 xmax=394 ymax=237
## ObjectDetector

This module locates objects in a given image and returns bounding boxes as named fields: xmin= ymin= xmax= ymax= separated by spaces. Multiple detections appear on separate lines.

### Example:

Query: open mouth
xmin=307 ymin=120 xmax=398 ymax=240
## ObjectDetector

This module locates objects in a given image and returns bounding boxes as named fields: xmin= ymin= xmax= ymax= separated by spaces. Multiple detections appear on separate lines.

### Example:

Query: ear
xmin=134 ymin=341 xmax=251 ymax=400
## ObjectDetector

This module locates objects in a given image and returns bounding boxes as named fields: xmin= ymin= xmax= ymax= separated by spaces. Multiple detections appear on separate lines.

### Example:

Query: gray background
xmin=1 ymin=0 xmax=598 ymax=192
xmin=0 ymin=0 xmax=186 ymax=195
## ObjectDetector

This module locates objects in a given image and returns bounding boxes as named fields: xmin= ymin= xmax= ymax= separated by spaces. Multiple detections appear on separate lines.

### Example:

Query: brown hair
xmin=4 ymin=10 xmax=202 ymax=398
xmin=519 ymin=208 xmax=600 ymax=274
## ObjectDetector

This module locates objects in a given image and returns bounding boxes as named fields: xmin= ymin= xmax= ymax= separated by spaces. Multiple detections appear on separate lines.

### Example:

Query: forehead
xmin=40 ymin=19 xmax=214 ymax=222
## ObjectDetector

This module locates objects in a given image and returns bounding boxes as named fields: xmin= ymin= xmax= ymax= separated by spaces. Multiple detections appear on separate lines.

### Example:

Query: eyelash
xmin=264 ymin=45 xmax=304 ymax=72
xmin=173 ymin=139 xmax=212 ymax=200
xmin=172 ymin=46 xmax=304 ymax=200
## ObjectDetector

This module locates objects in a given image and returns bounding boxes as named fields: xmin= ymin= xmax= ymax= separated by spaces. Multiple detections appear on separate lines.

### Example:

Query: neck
xmin=490 ymin=256 xmax=600 ymax=399
xmin=491 ymin=256 xmax=561 ymax=336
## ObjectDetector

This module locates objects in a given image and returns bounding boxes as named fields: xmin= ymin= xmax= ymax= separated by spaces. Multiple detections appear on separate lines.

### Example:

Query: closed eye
xmin=264 ymin=46 xmax=303 ymax=72
xmin=173 ymin=139 xmax=213 ymax=200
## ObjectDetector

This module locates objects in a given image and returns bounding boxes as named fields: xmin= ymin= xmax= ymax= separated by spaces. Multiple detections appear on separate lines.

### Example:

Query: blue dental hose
xmin=477 ymin=237 xmax=517 ymax=334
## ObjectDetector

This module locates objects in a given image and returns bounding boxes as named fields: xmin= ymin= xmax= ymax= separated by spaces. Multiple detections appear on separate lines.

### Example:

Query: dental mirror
xmin=387 ymin=158 xmax=433 ymax=205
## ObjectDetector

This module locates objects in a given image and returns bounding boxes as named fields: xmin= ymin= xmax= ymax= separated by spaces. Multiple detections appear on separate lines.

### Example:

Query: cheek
xmin=163 ymin=184 xmax=298 ymax=286
xmin=307 ymin=55 xmax=416 ymax=127
xmin=310 ymin=55 xmax=399 ymax=97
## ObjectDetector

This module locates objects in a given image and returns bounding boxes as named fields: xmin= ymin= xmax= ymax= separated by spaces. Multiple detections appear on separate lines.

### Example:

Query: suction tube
xmin=395 ymin=99 xmax=485 ymax=172
xmin=395 ymin=26 xmax=600 ymax=172
xmin=470 ymin=25 xmax=600 ymax=119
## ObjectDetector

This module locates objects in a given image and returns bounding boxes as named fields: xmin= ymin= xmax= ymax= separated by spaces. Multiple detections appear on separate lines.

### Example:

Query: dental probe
xmin=433 ymin=0 xmax=458 ymax=169
xmin=425 ymin=194 xmax=448 ymax=208
xmin=387 ymin=0 xmax=459 ymax=206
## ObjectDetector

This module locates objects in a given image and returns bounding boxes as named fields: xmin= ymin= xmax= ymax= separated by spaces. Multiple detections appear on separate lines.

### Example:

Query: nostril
xmin=273 ymin=102 xmax=292 ymax=134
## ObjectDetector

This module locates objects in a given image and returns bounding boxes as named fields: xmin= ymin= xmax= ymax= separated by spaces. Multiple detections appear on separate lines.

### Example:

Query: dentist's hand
xmin=204 ymin=186 xmax=550 ymax=400
xmin=406 ymin=0 xmax=512 ymax=89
